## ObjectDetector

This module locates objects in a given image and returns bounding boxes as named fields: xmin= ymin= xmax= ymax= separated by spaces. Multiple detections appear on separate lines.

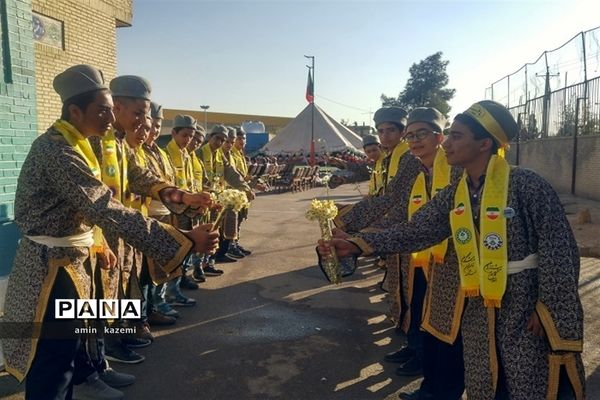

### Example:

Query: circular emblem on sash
xmin=503 ymin=207 xmax=516 ymax=219
xmin=483 ymin=233 xmax=503 ymax=250
xmin=106 ymin=165 xmax=116 ymax=177
xmin=455 ymin=228 xmax=472 ymax=245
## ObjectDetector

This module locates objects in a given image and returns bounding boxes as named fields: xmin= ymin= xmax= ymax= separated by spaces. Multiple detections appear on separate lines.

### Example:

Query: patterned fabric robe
xmin=90 ymin=134 xmax=173 ymax=299
xmin=2 ymin=127 xmax=192 ymax=381
xmin=350 ymin=167 xmax=585 ymax=400
xmin=333 ymin=151 xmax=422 ymax=327
xmin=143 ymin=142 xmax=183 ymax=285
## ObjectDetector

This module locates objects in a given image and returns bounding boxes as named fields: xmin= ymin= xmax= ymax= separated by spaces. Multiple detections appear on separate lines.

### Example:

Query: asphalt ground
xmin=1 ymin=182 xmax=599 ymax=399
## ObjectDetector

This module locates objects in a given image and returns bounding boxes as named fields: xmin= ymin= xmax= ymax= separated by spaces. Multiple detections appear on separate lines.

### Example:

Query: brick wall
xmin=0 ymin=0 xmax=37 ymax=275
xmin=507 ymin=136 xmax=600 ymax=201
xmin=32 ymin=0 xmax=132 ymax=131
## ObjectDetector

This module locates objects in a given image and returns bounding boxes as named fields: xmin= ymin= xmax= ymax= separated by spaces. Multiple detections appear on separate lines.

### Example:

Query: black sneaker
xmin=214 ymin=254 xmax=237 ymax=263
xmin=204 ymin=265 xmax=224 ymax=276
xmin=395 ymin=356 xmax=423 ymax=377
xmin=192 ymin=266 xmax=206 ymax=282
xmin=121 ymin=336 xmax=152 ymax=349
xmin=179 ymin=275 xmax=199 ymax=290
xmin=105 ymin=342 xmax=145 ymax=364
xmin=237 ymin=244 xmax=252 ymax=255
xmin=384 ymin=346 xmax=414 ymax=364
xmin=226 ymin=247 xmax=245 ymax=259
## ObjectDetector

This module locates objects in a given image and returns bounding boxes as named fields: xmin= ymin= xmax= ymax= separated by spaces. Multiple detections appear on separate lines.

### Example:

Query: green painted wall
xmin=0 ymin=0 xmax=37 ymax=276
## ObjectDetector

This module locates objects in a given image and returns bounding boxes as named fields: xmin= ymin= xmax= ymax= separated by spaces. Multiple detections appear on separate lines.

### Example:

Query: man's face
xmin=76 ymin=90 xmax=115 ymax=137
xmin=222 ymin=138 xmax=234 ymax=153
xmin=113 ymin=98 xmax=151 ymax=133
xmin=188 ymin=134 xmax=204 ymax=152
xmin=126 ymin=118 xmax=151 ymax=148
xmin=443 ymin=120 xmax=491 ymax=166
xmin=363 ymin=143 xmax=382 ymax=162
xmin=147 ymin=118 xmax=162 ymax=144
xmin=172 ymin=127 xmax=195 ymax=149
xmin=376 ymin=122 xmax=403 ymax=149
xmin=209 ymin=133 xmax=226 ymax=151
xmin=234 ymin=135 xmax=246 ymax=150
xmin=405 ymin=122 xmax=443 ymax=161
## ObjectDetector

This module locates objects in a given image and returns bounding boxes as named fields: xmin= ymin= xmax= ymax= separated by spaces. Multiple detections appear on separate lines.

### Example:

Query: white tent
xmin=261 ymin=103 xmax=364 ymax=155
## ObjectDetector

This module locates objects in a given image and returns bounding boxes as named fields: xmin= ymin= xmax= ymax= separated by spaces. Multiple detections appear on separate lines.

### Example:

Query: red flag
xmin=305 ymin=70 xmax=314 ymax=103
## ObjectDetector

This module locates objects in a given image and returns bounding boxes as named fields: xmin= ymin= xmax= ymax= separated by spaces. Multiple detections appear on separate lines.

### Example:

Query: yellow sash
xmin=386 ymin=141 xmax=409 ymax=184
xmin=52 ymin=120 xmax=104 ymax=252
xmin=122 ymin=142 xmax=149 ymax=216
xmin=190 ymin=152 xmax=204 ymax=192
xmin=450 ymin=155 xmax=510 ymax=308
xmin=166 ymin=139 xmax=193 ymax=191
xmin=231 ymin=147 xmax=248 ymax=176
xmin=408 ymin=148 xmax=451 ymax=271
xmin=200 ymin=143 xmax=225 ymax=191
xmin=368 ymin=153 xmax=386 ymax=196
xmin=100 ymin=129 xmax=127 ymax=203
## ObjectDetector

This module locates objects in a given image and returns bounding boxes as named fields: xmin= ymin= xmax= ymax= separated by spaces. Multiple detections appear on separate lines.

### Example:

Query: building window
xmin=32 ymin=12 xmax=63 ymax=50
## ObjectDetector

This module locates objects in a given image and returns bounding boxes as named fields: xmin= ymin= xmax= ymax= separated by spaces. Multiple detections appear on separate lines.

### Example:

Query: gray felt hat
xmin=173 ymin=114 xmax=196 ymax=129
xmin=109 ymin=75 xmax=152 ymax=100
xmin=362 ymin=134 xmax=380 ymax=147
xmin=150 ymin=102 xmax=163 ymax=119
xmin=373 ymin=107 xmax=408 ymax=128
xmin=210 ymin=124 xmax=228 ymax=137
xmin=53 ymin=64 xmax=108 ymax=102
xmin=407 ymin=107 xmax=446 ymax=133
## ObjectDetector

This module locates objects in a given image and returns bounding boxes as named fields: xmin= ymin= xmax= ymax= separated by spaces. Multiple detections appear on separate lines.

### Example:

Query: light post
xmin=304 ymin=55 xmax=315 ymax=166
xmin=200 ymin=105 xmax=210 ymax=130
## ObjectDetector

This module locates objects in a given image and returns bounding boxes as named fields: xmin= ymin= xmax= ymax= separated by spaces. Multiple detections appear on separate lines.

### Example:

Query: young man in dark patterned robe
xmin=320 ymin=100 xmax=585 ymax=400
xmin=331 ymin=107 xmax=424 ymax=375
xmin=1 ymin=64 xmax=218 ymax=399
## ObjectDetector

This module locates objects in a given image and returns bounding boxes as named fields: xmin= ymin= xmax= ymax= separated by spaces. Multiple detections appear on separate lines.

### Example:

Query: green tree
xmin=381 ymin=52 xmax=456 ymax=116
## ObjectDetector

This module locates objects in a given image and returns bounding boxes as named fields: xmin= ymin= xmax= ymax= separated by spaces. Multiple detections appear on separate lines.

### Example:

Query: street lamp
xmin=200 ymin=105 xmax=210 ymax=130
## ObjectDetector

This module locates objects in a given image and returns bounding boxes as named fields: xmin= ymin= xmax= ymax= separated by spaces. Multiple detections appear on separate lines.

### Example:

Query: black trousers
xmin=25 ymin=268 xmax=96 ymax=399
xmin=420 ymin=330 xmax=465 ymax=400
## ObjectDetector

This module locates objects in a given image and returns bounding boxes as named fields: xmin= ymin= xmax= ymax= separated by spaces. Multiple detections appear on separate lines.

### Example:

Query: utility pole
xmin=536 ymin=53 xmax=559 ymax=137
xmin=304 ymin=55 xmax=315 ymax=166
xmin=200 ymin=105 xmax=210 ymax=131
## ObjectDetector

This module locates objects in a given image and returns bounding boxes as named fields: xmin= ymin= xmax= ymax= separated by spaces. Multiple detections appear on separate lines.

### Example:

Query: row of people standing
xmin=320 ymin=102 xmax=584 ymax=399
xmin=0 ymin=63 xmax=254 ymax=400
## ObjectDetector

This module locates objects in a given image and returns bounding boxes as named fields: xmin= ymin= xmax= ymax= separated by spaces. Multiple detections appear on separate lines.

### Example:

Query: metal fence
xmin=486 ymin=26 xmax=600 ymax=139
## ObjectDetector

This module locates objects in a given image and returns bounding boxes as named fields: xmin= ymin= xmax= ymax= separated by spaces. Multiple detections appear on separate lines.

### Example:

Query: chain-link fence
xmin=486 ymin=26 xmax=600 ymax=139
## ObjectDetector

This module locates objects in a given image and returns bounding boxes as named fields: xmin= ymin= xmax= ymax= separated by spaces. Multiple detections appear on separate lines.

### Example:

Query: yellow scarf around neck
xmin=369 ymin=153 xmax=386 ymax=196
xmin=100 ymin=129 xmax=127 ymax=203
xmin=450 ymin=155 xmax=510 ymax=308
xmin=166 ymin=139 xmax=193 ymax=191
xmin=200 ymin=143 xmax=225 ymax=191
xmin=231 ymin=147 xmax=248 ymax=176
xmin=122 ymin=142 xmax=149 ymax=216
xmin=407 ymin=148 xmax=451 ymax=271
xmin=190 ymin=151 xmax=204 ymax=192
xmin=53 ymin=120 xmax=105 ymax=252
xmin=386 ymin=141 xmax=409 ymax=185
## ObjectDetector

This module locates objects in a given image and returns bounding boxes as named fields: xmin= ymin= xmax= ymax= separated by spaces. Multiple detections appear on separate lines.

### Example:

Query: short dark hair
xmin=60 ymin=89 xmax=105 ymax=120
xmin=377 ymin=121 xmax=405 ymax=131
xmin=454 ymin=113 xmax=499 ymax=154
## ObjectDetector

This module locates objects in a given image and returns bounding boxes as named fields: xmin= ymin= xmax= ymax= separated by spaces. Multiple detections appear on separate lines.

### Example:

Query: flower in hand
xmin=317 ymin=238 xmax=361 ymax=258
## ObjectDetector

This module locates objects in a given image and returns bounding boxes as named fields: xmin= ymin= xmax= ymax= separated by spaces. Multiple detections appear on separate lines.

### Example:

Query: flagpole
xmin=305 ymin=55 xmax=315 ymax=166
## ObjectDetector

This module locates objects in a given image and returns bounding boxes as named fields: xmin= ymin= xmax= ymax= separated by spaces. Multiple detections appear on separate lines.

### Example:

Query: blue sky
xmin=117 ymin=0 xmax=600 ymax=126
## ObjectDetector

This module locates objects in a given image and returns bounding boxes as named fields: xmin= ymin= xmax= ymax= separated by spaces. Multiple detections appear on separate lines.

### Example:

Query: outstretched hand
xmin=317 ymin=238 xmax=361 ymax=258
xmin=185 ymin=224 xmax=220 ymax=254
xmin=97 ymin=246 xmax=118 ymax=270
xmin=332 ymin=227 xmax=351 ymax=239
xmin=182 ymin=192 xmax=214 ymax=209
